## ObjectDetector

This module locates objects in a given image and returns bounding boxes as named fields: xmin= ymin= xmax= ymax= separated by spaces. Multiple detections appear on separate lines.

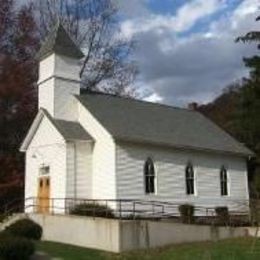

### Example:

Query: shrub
xmin=70 ymin=203 xmax=114 ymax=218
xmin=178 ymin=204 xmax=194 ymax=224
xmin=0 ymin=233 xmax=35 ymax=260
xmin=0 ymin=214 xmax=6 ymax=223
xmin=4 ymin=219 xmax=42 ymax=240
xmin=215 ymin=206 xmax=229 ymax=225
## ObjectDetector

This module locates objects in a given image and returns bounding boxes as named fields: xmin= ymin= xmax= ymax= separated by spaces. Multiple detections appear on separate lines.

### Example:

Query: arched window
xmin=185 ymin=163 xmax=195 ymax=195
xmin=220 ymin=166 xmax=228 ymax=196
xmin=144 ymin=158 xmax=155 ymax=194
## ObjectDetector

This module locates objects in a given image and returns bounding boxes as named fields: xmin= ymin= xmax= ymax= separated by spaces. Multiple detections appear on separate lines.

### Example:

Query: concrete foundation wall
xmin=29 ymin=214 xmax=120 ymax=252
xmin=120 ymin=220 xmax=248 ymax=251
xmin=28 ymin=214 xmax=249 ymax=253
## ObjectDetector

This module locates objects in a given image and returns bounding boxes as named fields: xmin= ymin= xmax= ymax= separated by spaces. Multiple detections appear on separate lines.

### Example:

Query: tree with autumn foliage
xmin=199 ymin=15 xmax=260 ymax=197
xmin=236 ymin=15 xmax=260 ymax=197
xmin=33 ymin=0 xmax=137 ymax=96
xmin=0 ymin=0 xmax=39 ymax=212
xmin=236 ymin=16 xmax=260 ymax=154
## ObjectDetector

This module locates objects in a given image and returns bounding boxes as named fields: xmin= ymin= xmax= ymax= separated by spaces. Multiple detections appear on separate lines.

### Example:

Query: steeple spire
xmin=38 ymin=22 xmax=84 ymax=60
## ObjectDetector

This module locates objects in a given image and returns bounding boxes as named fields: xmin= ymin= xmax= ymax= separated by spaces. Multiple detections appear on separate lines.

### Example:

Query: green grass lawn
xmin=37 ymin=238 xmax=260 ymax=260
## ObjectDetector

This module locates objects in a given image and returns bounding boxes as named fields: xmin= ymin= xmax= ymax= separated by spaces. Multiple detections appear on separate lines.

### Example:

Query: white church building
xmin=20 ymin=24 xmax=253 ymax=216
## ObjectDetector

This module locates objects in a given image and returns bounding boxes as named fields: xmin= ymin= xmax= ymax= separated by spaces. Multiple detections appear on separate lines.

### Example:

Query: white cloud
xmin=208 ymin=0 xmax=259 ymax=35
xmin=143 ymin=93 xmax=163 ymax=103
xmin=174 ymin=0 xmax=227 ymax=32
xmin=120 ymin=0 xmax=227 ymax=38
xmin=123 ymin=0 xmax=259 ymax=106
xmin=233 ymin=0 xmax=259 ymax=19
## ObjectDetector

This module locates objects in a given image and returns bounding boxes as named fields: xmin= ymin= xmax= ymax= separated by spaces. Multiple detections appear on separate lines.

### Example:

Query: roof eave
xmin=20 ymin=110 xmax=45 ymax=152
xmin=65 ymin=139 xmax=95 ymax=143
xmin=20 ymin=108 xmax=94 ymax=152
xmin=115 ymin=137 xmax=254 ymax=158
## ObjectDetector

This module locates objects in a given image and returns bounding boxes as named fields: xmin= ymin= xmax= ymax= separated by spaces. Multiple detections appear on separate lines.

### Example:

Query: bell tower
xmin=37 ymin=23 xmax=84 ymax=121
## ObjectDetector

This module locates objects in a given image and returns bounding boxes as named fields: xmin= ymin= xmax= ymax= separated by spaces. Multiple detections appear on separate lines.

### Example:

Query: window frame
xmin=144 ymin=157 xmax=156 ymax=195
xmin=220 ymin=166 xmax=229 ymax=196
xmin=185 ymin=162 xmax=196 ymax=196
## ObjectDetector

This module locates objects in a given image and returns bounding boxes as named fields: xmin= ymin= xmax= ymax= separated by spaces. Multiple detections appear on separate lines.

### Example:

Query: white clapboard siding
xmin=78 ymin=102 xmax=116 ymax=200
xmin=25 ymin=116 xmax=67 ymax=213
xmin=38 ymin=53 xmax=80 ymax=121
xmin=38 ymin=78 xmax=55 ymax=115
xmin=38 ymin=54 xmax=55 ymax=83
xmin=53 ymin=78 xmax=79 ymax=121
xmin=54 ymin=54 xmax=81 ymax=82
xmin=115 ymin=141 xmax=249 ymax=214
xmin=66 ymin=141 xmax=93 ymax=199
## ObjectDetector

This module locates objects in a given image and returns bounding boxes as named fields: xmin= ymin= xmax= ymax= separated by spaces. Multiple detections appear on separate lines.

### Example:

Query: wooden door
xmin=37 ymin=177 xmax=50 ymax=214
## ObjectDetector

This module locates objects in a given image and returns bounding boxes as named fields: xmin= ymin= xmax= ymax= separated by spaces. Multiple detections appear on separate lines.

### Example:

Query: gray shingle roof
xmin=53 ymin=119 xmax=93 ymax=141
xmin=76 ymin=93 xmax=253 ymax=157
xmin=42 ymin=109 xmax=93 ymax=141
xmin=38 ymin=22 xmax=84 ymax=60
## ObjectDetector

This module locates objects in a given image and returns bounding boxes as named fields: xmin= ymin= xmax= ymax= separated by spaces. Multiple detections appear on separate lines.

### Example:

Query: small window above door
xmin=39 ymin=166 xmax=50 ymax=176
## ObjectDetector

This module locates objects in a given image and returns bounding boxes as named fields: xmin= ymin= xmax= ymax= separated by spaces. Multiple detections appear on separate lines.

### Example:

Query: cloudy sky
xmin=116 ymin=0 xmax=259 ymax=107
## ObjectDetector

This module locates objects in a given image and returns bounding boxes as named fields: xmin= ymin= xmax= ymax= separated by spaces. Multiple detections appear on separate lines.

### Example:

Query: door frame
xmin=37 ymin=176 xmax=50 ymax=214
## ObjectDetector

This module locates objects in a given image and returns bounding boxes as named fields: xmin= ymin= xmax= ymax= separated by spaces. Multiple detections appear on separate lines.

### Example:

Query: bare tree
xmin=33 ymin=0 xmax=137 ymax=96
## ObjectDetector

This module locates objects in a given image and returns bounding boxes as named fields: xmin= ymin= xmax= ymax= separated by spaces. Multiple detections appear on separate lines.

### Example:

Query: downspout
xmin=74 ymin=142 xmax=77 ymax=201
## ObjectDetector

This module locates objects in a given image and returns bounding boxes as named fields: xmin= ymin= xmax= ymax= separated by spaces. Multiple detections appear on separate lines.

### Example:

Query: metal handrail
xmin=1 ymin=196 xmax=252 ymax=224
xmin=21 ymin=197 xmax=250 ymax=220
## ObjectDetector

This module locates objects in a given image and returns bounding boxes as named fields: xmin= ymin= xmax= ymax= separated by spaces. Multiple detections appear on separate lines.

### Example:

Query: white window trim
xmin=144 ymin=157 xmax=158 ymax=196
xmin=185 ymin=163 xmax=197 ymax=197
xmin=153 ymin=163 xmax=158 ymax=195
xmin=226 ymin=170 xmax=231 ymax=197
xmin=194 ymin=169 xmax=198 ymax=196
xmin=220 ymin=166 xmax=230 ymax=197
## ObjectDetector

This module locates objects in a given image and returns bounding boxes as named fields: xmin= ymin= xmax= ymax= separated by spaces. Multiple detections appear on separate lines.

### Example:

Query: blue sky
xmin=117 ymin=0 xmax=259 ymax=106
xmin=147 ymin=0 xmax=186 ymax=14
xmin=147 ymin=0 xmax=243 ymax=21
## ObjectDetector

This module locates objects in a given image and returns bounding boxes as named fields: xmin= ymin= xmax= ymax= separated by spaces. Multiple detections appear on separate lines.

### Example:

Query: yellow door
xmin=37 ymin=177 xmax=50 ymax=214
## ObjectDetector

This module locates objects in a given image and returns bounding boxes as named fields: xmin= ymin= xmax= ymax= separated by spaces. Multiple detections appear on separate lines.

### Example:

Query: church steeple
xmin=37 ymin=23 xmax=83 ymax=121
xmin=38 ymin=22 xmax=84 ymax=61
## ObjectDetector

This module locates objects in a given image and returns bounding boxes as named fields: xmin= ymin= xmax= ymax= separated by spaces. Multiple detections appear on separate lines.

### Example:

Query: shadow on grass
xmin=37 ymin=238 xmax=260 ymax=260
